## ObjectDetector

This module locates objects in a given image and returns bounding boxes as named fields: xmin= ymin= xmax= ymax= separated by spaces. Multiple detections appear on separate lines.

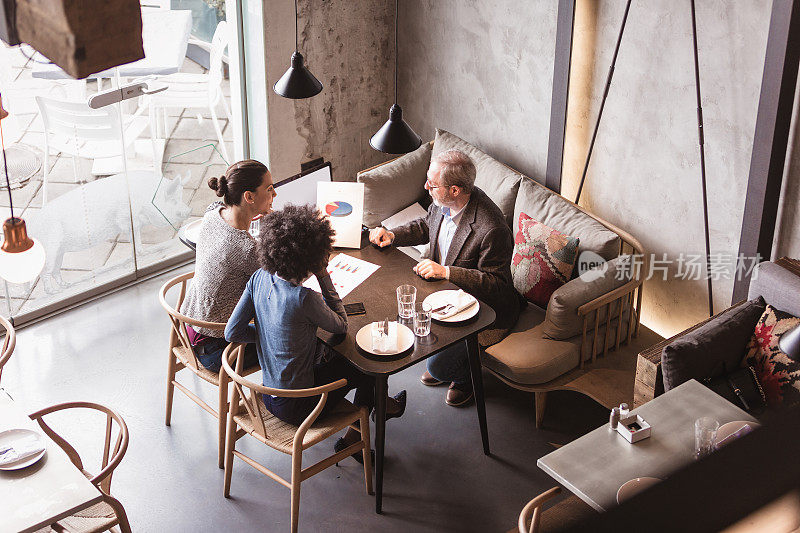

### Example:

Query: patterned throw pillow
xmin=741 ymin=304 xmax=800 ymax=407
xmin=511 ymin=212 xmax=579 ymax=308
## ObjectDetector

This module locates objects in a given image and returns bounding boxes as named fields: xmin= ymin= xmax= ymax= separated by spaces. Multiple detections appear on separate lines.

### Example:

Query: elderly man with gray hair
xmin=369 ymin=149 xmax=521 ymax=406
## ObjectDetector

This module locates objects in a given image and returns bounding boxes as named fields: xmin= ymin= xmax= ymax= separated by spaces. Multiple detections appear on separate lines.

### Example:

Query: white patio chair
xmin=147 ymin=20 xmax=231 ymax=167
xmin=36 ymin=96 xmax=149 ymax=204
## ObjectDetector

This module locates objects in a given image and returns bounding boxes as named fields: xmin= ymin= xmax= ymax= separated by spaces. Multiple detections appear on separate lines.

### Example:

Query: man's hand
xmin=369 ymin=227 xmax=395 ymax=248
xmin=413 ymin=259 xmax=447 ymax=280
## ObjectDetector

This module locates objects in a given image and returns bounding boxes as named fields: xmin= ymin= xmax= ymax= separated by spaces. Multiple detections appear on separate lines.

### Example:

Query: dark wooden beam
xmin=733 ymin=0 xmax=800 ymax=302
xmin=545 ymin=0 xmax=576 ymax=193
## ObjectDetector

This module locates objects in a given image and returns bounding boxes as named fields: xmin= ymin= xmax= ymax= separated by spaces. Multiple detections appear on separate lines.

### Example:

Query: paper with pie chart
xmin=316 ymin=181 xmax=364 ymax=248
xmin=303 ymin=253 xmax=380 ymax=298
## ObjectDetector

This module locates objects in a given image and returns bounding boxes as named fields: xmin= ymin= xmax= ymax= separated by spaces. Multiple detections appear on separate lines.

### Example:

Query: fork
xmin=431 ymin=303 xmax=453 ymax=314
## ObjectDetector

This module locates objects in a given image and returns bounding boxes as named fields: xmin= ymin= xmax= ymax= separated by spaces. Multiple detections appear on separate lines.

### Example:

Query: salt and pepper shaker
xmin=619 ymin=403 xmax=629 ymax=418
xmin=609 ymin=407 xmax=621 ymax=430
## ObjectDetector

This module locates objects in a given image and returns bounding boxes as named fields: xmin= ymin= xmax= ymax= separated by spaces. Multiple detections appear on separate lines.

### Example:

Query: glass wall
xmin=0 ymin=2 xmax=241 ymax=323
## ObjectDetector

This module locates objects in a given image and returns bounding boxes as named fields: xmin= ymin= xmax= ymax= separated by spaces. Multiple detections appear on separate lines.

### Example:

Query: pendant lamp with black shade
xmin=370 ymin=0 xmax=421 ymax=155
xmin=274 ymin=0 xmax=323 ymax=99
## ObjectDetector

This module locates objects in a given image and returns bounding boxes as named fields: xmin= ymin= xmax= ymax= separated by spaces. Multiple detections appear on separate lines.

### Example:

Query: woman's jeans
xmin=263 ymin=349 xmax=376 ymax=426
xmin=426 ymin=340 xmax=471 ymax=385
xmin=193 ymin=337 xmax=258 ymax=373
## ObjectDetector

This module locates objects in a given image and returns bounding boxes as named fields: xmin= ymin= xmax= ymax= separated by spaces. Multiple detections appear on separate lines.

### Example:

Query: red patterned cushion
xmin=511 ymin=212 xmax=579 ymax=308
xmin=742 ymin=304 xmax=800 ymax=407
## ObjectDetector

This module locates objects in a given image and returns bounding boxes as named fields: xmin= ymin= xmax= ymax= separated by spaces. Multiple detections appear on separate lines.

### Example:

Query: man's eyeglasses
xmin=425 ymin=179 xmax=449 ymax=189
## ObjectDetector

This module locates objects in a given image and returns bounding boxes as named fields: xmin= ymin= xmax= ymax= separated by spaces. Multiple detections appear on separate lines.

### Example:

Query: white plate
xmin=0 ymin=428 xmax=46 ymax=470
xmin=616 ymin=477 xmax=661 ymax=504
xmin=422 ymin=290 xmax=479 ymax=323
xmin=716 ymin=420 xmax=760 ymax=445
xmin=355 ymin=322 xmax=415 ymax=355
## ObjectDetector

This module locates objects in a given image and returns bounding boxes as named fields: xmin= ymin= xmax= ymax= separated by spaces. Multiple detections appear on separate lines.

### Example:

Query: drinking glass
xmin=694 ymin=417 xmax=719 ymax=459
xmin=396 ymin=285 xmax=416 ymax=319
xmin=371 ymin=318 xmax=389 ymax=352
xmin=413 ymin=303 xmax=432 ymax=337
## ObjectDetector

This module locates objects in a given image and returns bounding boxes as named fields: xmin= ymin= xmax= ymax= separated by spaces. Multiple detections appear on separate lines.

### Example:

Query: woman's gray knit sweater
xmin=180 ymin=206 xmax=260 ymax=337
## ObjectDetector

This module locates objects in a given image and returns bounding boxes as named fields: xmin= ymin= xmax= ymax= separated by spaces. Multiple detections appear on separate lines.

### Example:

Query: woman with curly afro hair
xmin=225 ymin=204 xmax=406 ymax=462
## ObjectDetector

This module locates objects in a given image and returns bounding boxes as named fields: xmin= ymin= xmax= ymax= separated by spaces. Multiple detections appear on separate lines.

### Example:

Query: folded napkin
xmin=0 ymin=434 xmax=45 ymax=466
xmin=371 ymin=321 xmax=398 ymax=354
xmin=434 ymin=290 xmax=477 ymax=319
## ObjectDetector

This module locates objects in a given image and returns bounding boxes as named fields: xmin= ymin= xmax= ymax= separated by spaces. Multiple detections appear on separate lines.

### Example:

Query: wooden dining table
xmin=0 ymin=389 xmax=103 ymax=533
xmin=317 ymin=236 xmax=497 ymax=513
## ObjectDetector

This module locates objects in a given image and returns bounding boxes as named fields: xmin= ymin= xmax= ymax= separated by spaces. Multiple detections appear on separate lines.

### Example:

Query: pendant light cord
xmin=690 ymin=0 xmax=713 ymax=317
xmin=294 ymin=0 xmax=299 ymax=52
xmin=394 ymin=0 xmax=399 ymax=105
xmin=0 ymin=118 xmax=14 ymax=220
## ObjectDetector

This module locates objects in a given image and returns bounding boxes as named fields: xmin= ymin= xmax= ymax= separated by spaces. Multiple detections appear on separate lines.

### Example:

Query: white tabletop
xmin=32 ymin=10 xmax=193 ymax=80
xmin=0 ymin=390 xmax=102 ymax=533
xmin=537 ymin=379 xmax=757 ymax=512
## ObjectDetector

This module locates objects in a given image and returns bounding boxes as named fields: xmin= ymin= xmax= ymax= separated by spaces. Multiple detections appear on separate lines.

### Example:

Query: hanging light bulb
xmin=370 ymin=0 xmax=421 ymax=154
xmin=0 ymin=92 xmax=45 ymax=284
xmin=274 ymin=0 xmax=323 ymax=99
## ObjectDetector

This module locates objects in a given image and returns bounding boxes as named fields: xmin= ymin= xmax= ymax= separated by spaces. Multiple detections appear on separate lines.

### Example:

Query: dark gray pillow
xmin=661 ymin=296 xmax=767 ymax=391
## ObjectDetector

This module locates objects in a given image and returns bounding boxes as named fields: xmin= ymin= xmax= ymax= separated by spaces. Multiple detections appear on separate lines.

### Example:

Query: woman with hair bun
xmin=180 ymin=159 xmax=276 ymax=372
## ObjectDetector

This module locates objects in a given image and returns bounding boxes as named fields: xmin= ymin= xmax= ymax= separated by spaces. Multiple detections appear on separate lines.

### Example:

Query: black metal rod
xmin=574 ymin=0 xmax=633 ymax=205
xmin=294 ymin=0 xmax=298 ymax=52
xmin=690 ymin=0 xmax=714 ymax=317
xmin=0 ymin=117 xmax=14 ymax=220
xmin=394 ymin=0 xmax=398 ymax=105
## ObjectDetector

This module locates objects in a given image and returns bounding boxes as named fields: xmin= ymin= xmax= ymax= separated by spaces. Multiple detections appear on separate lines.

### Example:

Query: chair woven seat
xmin=234 ymin=398 xmax=360 ymax=454
xmin=173 ymin=346 xmax=259 ymax=384
xmin=56 ymin=500 xmax=119 ymax=533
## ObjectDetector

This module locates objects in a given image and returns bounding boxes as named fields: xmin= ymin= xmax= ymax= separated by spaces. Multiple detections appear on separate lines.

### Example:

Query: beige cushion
xmin=483 ymin=305 xmax=581 ymax=385
xmin=432 ymin=129 xmax=522 ymax=227
xmin=483 ymin=302 xmax=632 ymax=385
xmin=543 ymin=255 xmax=632 ymax=340
xmin=513 ymin=178 xmax=621 ymax=262
xmin=358 ymin=142 xmax=432 ymax=227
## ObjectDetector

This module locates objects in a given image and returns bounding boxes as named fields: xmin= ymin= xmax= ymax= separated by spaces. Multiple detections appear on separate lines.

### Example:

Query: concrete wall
xmin=262 ymin=0 xmax=394 ymax=182
xmin=775 ymin=77 xmax=800 ymax=260
xmin=397 ymin=0 xmax=558 ymax=180
xmin=397 ymin=0 xmax=775 ymax=337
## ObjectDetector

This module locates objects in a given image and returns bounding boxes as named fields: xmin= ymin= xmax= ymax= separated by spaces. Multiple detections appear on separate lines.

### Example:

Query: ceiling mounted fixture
xmin=274 ymin=0 xmax=323 ymax=99
xmin=0 ymin=93 xmax=45 ymax=284
xmin=370 ymin=0 xmax=421 ymax=155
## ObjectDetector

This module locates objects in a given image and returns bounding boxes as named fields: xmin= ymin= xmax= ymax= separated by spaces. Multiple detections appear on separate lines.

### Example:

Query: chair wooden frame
xmin=0 ymin=315 xmax=16 ymax=385
xmin=221 ymin=343 xmax=373 ymax=533
xmin=28 ymin=401 xmax=132 ymax=533
xmin=518 ymin=487 xmax=562 ymax=533
xmin=359 ymin=142 xmax=648 ymax=428
xmin=158 ymin=271 xmax=259 ymax=468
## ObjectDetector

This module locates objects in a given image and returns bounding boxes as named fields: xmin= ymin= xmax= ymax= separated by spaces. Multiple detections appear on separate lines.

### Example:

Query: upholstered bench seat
xmin=483 ymin=305 xmax=582 ymax=386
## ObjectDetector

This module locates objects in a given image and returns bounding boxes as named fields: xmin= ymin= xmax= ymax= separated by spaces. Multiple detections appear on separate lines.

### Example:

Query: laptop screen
xmin=272 ymin=162 xmax=332 ymax=211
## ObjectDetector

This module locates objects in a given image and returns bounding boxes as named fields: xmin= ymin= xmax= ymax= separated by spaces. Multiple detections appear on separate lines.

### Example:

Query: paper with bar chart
xmin=302 ymin=253 xmax=380 ymax=297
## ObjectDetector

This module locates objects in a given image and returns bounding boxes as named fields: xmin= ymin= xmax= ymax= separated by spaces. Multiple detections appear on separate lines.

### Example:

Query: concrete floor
xmin=2 ymin=265 xmax=662 ymax=532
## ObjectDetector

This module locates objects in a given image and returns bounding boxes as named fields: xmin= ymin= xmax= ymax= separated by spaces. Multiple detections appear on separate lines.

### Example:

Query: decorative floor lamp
xmin=573 ymin=0 xmax=714 ymax=317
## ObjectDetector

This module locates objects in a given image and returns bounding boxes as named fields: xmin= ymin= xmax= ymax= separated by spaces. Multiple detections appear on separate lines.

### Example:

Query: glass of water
xmin=396 ymin=285 xmax=416 ymax=319
xmin=413 ymin=303 xmax=432 ymax=337
xmin=694 ymin=417 xmax=719 ymax=459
